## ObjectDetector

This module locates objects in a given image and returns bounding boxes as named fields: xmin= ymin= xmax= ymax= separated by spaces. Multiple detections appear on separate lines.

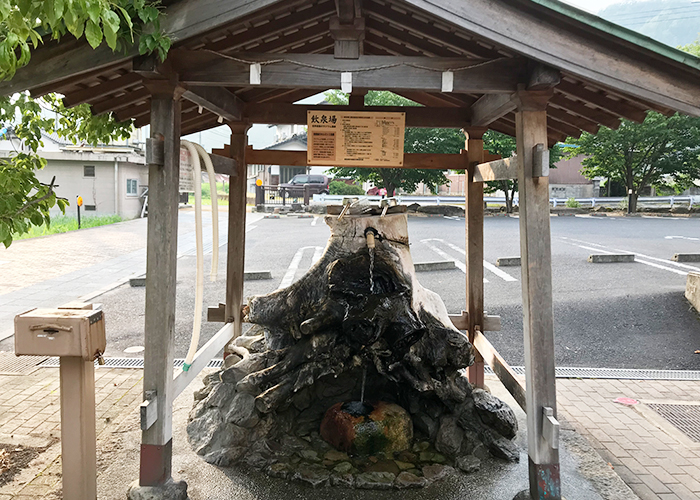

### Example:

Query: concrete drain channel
xmin=646 ymin=403 xmax=700 ymax=443
xmin=38 ymin=357 xmax=225 ymax=369
xmin=34 ymin=359 xmax=700 ymax=381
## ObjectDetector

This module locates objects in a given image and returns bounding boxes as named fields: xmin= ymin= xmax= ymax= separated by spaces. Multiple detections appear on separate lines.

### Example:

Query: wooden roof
xmin=4 ymin=0 xmax=700 ymax=144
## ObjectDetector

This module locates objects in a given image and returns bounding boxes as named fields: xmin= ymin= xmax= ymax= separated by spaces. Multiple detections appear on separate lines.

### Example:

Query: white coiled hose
xmin=181 ymin=140 xmax=219 ymax=372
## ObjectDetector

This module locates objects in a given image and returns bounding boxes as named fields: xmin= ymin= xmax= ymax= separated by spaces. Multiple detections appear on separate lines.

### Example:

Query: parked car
xmin=279 ymin=174 xmax=330 ymax=196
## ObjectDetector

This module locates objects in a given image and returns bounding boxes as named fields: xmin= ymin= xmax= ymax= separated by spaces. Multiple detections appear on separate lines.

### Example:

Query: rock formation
xmin=187 ymin=210 xmax=519 ymax=488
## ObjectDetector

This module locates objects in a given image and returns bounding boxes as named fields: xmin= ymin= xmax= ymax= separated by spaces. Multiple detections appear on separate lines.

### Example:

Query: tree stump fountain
xmin=187 ymin=208 xmax=519 ymax=489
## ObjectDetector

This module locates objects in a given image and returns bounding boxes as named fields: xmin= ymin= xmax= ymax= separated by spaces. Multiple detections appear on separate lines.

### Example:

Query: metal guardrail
xmin=313 ymin=193 xmax=699 ymax=208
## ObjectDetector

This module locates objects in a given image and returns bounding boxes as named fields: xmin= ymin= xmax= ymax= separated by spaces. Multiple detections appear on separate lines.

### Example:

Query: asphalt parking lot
xmin=97 ymin=212 xmax=700 ymax=370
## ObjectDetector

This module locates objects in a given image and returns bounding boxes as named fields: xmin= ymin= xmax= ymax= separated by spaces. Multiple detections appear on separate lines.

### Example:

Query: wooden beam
xmin=92 ymin=87 xmax=149 ymax=115
xmin=182 ymin=86 xmax=244 ymax=122
xmin=210 ymin=154 xmax=237 ymax=177
xmin=471 ymin=93 xmax=515 ymax=127
xmin=226 ymin=123 xmax=251 ymax=339
xmin=556 ymin=80 xmax=647 ymax=122
xmin=465 ymin=133 xmax=485 ymax=389
xmin=514 ymin=90 xmax=561 ymax=499
xmin=473 ymin=330 xmax=526 ymax=411
xmin=364 ymin=1 xmax=498 ymax=59
xmin=62 ymin=73 xmax=142 ymax=108
xmin=140 ymin=80 xmax=182 ymax=489
xmin=0 ymin=0 xmax=283 ymax=96
xmin=243 ymin=103 xmax=469 ymax=127
xmin=330 ymin=13 xmax=365 ymax=59
xmin=205 ymin=2 xmax=336 ymax=52
xmin=474 ymin=156 xmax=519 ymax=182
xmin=174 ymin=50 xmax=526 ymax=93
xmin=403 ymin=0 xmax=700 ymax=116
xmin=246 ymin=148 xmax=467 ymax=170
xmin=365 ymin=17 xmax=461 ymax=58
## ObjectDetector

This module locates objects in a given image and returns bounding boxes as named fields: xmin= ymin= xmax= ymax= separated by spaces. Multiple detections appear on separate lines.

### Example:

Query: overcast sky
xmin=562 ymin=0 xmax=621 ymax=13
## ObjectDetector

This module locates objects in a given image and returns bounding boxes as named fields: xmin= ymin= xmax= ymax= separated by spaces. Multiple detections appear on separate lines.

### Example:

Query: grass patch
xmin=14 ymin=214 xmax=124 ymax=240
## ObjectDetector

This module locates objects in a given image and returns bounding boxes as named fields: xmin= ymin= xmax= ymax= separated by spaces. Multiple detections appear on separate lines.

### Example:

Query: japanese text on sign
xmin=307 ymin=111 xmax=405 ymax=167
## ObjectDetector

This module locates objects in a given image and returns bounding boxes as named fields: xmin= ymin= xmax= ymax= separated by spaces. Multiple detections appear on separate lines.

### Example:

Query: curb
xmin=244 ymin=271 xmax=273 ymax=281
xmin=497 ymin=257 xmax=521 ymax=267
xmin=414 ymin=261 xmax=456 ymax=272
xmin=588 ymin=254 xmax=635 ymax=263
xmin=673 ymin=254 xmax=700 ymax=263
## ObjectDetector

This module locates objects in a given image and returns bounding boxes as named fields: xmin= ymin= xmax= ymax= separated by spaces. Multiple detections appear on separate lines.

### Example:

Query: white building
xmin=0 ymin=131 xmax=148 ymax=219
xmin=246 ymin=127 xmax=334 ymax=193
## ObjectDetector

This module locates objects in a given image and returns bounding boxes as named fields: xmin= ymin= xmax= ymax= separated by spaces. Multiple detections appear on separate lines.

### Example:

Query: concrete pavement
xmin=1 ymin=212 xmax=700 ymax=498
xmin=0 ymin=208 xmax=264 ymax=343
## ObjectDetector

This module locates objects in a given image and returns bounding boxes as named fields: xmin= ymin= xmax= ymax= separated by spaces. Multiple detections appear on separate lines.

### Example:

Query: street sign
xmin=307 ymin=110 xmax=405 ymax=167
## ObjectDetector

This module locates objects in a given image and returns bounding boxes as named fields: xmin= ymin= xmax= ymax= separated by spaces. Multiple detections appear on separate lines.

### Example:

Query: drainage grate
xmin=35 ymin=358 xmax=700 ymax=380
xmin=39 ymin=357 xmax=224 ymax=369
xmin=647 ymin=403 xmax=700 ymax=443
xmin=483 ymin=366 xmax=700 ymax=381
xmin=0 ymin=352 xmax=48 ymax=375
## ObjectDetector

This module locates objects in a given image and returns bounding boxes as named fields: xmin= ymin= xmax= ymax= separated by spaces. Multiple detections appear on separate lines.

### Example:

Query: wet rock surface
xmin=186 ymin=213 xmax=520 ymax=489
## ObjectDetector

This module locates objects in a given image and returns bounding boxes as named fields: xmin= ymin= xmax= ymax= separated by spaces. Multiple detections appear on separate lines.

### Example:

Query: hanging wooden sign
xmin=307 ymin=110 xmax=405 ymax=167
xmin=179 ymin=147 xmax=195 ymax=193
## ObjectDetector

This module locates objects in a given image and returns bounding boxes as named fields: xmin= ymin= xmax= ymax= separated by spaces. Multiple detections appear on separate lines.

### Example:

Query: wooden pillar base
xmin=468 ymin=361 xmax=485 ymax=388
xmin=139 ymin=441 xmax=173 ymax=486
xmin=529 ymin=459 xmax=561 ymax=500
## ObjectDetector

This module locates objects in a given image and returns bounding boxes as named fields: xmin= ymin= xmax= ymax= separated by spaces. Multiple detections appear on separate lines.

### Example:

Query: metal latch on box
xmin=542 ymin=406 xmax=560 ymax=450
xmin=140 ymin=390 xmax=158 ymax=431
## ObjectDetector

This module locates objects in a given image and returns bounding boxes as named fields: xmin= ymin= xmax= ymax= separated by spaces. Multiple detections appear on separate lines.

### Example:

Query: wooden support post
xmin=514 ymin=90 xmax=561 ymax=500
xmin=225 ymin=123 xmax=250 ymax=338
xmin=60 ymin=357 xmax=96 ymax=499
xmin=138 ymin=80 xmax=184 ymax=493
xmin=464 ymin=131 xmax=485 ymax=388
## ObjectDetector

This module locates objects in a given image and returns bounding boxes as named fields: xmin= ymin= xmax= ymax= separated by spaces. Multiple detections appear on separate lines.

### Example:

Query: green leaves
xmin=0 ymin=1 xmax=171 ymax=80
xmin=568 ymin=111 xmax=700 ymax=209
xmin=85 ymin=19 xmax=103 ymax=48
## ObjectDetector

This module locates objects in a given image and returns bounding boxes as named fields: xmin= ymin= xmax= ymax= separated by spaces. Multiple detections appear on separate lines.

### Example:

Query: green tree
xmin=324 ymin=90 xmax=459 ymax=195
xmin=566 ymin=111 xmax=700 ymax=212
xmin=679 ymin=38 xmax=700 ymax=57
xmin=0 ymin=1 xmax=170 ymax=247
xmin=481 ymin=130 xmax=562 ymax=213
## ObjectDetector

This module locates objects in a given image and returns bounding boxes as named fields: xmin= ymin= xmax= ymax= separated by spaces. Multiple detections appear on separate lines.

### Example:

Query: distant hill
xmin=599 ymin=0 xmax=700 ymax=48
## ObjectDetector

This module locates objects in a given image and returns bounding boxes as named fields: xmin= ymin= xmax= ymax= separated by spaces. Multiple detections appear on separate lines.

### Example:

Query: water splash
xmin=360 ymin=363 xmax=367 ymax=404
xmin=369 ymin=247 xmax=375 ymax=294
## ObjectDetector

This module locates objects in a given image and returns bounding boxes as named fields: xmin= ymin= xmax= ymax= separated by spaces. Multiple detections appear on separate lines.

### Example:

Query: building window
xmin=84 ymin=205 xmax=96 ymax=211
xmin=126 ymin=178 xmax=138 ymax=196
xmin=84 ymin=165 xmax=95 ymax=177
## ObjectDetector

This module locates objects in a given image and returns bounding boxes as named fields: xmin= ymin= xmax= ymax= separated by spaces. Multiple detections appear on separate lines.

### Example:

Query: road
xmin=86 ymin=212 xmax=700 ymax=370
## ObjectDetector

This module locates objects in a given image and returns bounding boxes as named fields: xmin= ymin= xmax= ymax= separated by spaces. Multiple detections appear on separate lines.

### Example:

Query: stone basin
xmin=320 ymin=401 xmax=413 ymax=456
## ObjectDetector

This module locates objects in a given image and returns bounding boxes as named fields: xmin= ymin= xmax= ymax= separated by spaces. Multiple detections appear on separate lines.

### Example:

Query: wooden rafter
xmin=367 ymin=0 xmax=500 ymax=59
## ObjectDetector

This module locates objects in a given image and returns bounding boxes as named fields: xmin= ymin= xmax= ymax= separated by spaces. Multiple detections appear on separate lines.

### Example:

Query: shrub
xmin=329 ymin=180 xmax=365 ymax=196
xmin=565 ymin=197 xmax=580 ymax=208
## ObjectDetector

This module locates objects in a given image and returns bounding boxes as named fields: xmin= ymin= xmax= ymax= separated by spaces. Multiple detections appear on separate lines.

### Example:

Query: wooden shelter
xmin=5 ymin=0 xmax=700 ymax=498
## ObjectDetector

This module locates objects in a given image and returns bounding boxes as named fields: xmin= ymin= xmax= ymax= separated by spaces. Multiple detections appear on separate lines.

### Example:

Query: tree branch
xmin=14 ymin=176 xmax=56 ymax=216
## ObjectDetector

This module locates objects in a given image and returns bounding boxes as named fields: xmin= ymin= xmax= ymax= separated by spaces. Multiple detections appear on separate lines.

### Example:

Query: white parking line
xmin=440 ymin=241 xmax=518 ymax=282
xmin=311 ymin=246 xmax=324 ymax=265
xmin=278 ymin=246 xmax=316 ymax=289
xmin=422 ymin=239 xmax=518 ymax=282
xmin=420 ymin=239 xmax=473 ymax=277
xmin=245 ymin=225 xmax=257 ymax=233
xmin=561 ymin=237 xmax=696 ymax=276
xmin=311 ymin=217 xmax=319 ymax=226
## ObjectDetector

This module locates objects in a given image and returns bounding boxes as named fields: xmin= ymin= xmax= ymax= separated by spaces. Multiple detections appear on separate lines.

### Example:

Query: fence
xmin=312 ymin=194 xmax=699 ymax=209
xmin=256 ymin=185 xmax=310 ymax=207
